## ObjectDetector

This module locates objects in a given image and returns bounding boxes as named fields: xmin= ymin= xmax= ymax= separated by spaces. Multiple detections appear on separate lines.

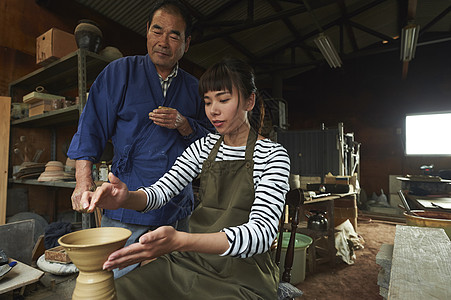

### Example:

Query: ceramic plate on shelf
xmin=0 ymin=261 xmax=17 ymax=281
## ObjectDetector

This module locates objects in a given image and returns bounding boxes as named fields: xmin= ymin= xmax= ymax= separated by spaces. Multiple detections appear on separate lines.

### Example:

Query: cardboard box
xmin=299 ymin=176 xmax=321 ymax=190
xmin=324 ymin=173 xmax=350 ymax=185
xmin=28 ymin=101 xmax=55 ymax=117
xmin=36 ymin=28 xmax=77 ymax=66
xmin=23 ymin=91 xmax=65 ymax=117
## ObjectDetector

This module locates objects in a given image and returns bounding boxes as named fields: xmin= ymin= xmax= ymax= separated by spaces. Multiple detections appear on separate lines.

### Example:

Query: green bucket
xmin=277 ymin=233 xmax=313 ymax=284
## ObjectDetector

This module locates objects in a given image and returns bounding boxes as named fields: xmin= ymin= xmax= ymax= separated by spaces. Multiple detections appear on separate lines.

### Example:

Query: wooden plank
xmin=388 ymin=225 xmax=451 ymax=300
xmin=0 ymin=96 xmax=11 ymax=225
xmin=0 ymin=259 xmax=44 ymax=294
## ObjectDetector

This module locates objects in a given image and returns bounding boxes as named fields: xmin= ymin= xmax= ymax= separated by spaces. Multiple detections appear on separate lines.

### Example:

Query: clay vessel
xmin=58 ymin=227 xmax=131 ymax=300
xmin=74 ymin=19 xmax=103 ymax=53
xmin=404 ymin=210 xmax=451 ymax=239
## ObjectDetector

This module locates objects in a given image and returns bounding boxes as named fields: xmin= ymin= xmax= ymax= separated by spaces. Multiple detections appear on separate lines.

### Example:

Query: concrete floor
xmin=0 ymin=217 xmax=399 ymax=299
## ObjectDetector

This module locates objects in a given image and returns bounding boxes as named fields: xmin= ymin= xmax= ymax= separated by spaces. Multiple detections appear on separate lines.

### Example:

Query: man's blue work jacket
xmin=67 ymin=55 xmax=214 ymax=226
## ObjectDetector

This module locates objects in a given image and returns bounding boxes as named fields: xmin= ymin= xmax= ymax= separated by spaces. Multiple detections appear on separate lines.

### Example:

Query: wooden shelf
xmin=11 ymin=105 xmax=80 ymax=127
xmin=9 ymin=178 xmax=76 ymax=189
xmin=9 ymin=49 xmax=111 ymax=98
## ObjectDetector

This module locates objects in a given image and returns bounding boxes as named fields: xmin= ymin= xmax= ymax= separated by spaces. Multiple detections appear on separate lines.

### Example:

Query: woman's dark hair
xmin=148 ymin=0 xmax=192 ymax=39
xmin=199 ymin=57 xmax=265 ymax=133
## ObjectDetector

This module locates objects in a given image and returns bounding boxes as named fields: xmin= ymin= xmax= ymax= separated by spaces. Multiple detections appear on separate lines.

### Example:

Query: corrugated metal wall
xmin=277 ymin=128 xmax=340 ymax=177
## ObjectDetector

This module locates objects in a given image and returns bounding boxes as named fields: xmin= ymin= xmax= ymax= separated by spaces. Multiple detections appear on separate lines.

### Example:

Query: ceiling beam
xmin=266 ymin=0 xmax=316 ymax=61
xmin=202 ymin=0 xmax=242 ymax=21
xmin=255 ymin=0 xmax=389 ymax=62
xmin=178 ymin=0 xmax=204 ymax=19
xmin=337 ymin=0 xmax=359 ymax=52
xmin=255 ymin=33 xmax=451 ymax=78
xmin=221 ymin=35 xmax=257 ymax=60
xmin=346 ymin=20 xmax=395 ymax=41
xmin=195 ymin=6 xmax=307 ymax=42
xmin=420 ymin=5 xmax=451 ymax=37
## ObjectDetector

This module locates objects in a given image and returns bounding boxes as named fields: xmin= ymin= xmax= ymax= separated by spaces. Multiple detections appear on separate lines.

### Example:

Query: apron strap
xmin=245 ymin=128 xmax=257 ymax=161
xmin=207 ymin=128 xmax=257 ymax=163
xmin=207 ymin=135 xmax=224 ymax=162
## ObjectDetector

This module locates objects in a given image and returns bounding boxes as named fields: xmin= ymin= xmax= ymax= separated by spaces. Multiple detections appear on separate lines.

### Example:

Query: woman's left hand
xmin=102 ymin=226 xmax=183 ymax=271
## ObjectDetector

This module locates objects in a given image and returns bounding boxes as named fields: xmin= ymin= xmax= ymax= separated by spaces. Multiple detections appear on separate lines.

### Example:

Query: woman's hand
xmin=102 ymin=228 xmax=230 ymax=271
xmin=103 ymin=226 xmax=183 ymax=271
xmin=82 ymin=172 xmax=130 ymax=213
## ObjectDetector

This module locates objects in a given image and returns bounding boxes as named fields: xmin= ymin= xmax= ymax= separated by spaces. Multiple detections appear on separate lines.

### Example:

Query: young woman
xmin=81 ymin=58 xmax=291 ymax=299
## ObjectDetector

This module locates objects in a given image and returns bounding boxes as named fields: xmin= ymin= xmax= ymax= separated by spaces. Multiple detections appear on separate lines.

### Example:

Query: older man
xmin=67 ymin=0 xmax=214 ymax=277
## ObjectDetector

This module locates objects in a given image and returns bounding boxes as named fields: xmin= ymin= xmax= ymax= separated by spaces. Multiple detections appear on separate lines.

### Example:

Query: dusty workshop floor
xmin=295 ymin=217 xmax=398 ymax=300
xmin=1 ymin=216 xmax=398 ymax=300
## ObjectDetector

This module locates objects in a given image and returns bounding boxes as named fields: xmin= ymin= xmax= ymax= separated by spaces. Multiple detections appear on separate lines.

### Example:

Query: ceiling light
xmin=400 ymin=23 xmax=420 ymax=61
xmin=314 ymin=33 xmax=343 ymax=68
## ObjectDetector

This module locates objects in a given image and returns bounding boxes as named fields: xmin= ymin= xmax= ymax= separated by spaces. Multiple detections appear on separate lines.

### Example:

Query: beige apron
xmin=116 ymin=129 xmax=278 ymax=299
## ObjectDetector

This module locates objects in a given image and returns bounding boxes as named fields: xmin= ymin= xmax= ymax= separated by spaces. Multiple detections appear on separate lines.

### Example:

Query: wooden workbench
xmin=0 ymin=259 xmax=44 ymax=295
xmin=388 ymin=225 xmax=451 ymax=299
xmin=296 ymin=192 xmax=357 ymax=272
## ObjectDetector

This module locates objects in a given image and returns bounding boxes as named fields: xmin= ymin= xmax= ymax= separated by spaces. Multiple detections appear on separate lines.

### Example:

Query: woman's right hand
xmin=83 ymin=172 xmax=130 ymax=213
xmin=103 ymin=226 xmax=183 ymax=270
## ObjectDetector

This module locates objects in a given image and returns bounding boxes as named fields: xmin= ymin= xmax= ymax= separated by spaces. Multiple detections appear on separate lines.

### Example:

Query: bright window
xmin=405 ymin=112 xmax=451 ymax=155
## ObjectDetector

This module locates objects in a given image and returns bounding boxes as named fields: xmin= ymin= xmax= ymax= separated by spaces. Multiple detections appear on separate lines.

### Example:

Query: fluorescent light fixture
xmin=405 ymin=112 xmax=451 ymax=155
xmin=314 ymin=33 xmax=342 ymax=68
xmin=400 ymin=23 xmax=420 ymax=61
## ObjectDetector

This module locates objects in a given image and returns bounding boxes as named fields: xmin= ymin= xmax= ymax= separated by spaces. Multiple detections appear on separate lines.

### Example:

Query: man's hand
xmin=71 ymin=181 xmax=96 ymax=212
xmin=72 ymin=160 xmax=95 ymax=212
xmin=149 ymin=107 xmax=193 ymax=136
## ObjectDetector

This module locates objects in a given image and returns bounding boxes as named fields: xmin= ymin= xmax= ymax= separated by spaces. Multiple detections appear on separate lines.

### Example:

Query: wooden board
xmin=22 ymin=92 xmax=65 ymax=104
xmin=0 ymin=97 xmax=11 ymax=225
xmin=0 ymin=259 xmax=44 ymax=294
xmin=388 ymin=225 xmax=451 ymax=299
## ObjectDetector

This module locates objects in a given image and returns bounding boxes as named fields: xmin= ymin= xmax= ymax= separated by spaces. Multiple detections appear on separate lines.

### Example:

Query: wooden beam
xmin=0 ymin=97 xmax=11 ymax=225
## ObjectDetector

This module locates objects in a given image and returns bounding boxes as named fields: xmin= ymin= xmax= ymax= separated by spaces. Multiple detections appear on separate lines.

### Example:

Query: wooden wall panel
xmin=0 ymin=97 xmax=11 ymax=225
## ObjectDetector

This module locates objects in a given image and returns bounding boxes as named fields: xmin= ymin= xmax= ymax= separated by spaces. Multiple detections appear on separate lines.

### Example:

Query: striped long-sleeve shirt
xmin=139 ymin=133 xmax=290 ymax=258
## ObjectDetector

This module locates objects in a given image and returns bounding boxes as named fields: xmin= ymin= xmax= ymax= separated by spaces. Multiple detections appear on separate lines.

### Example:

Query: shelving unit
xmin=9 ymin=179 xmax=76 ymax=189
xmin=8 ymin=49 xmax=112 ymax=224
xmin=9 ymin=49 xmax=111 ymax=109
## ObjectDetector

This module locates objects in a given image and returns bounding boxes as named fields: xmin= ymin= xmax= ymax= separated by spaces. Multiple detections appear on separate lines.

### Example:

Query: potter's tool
xmin=397 ymin=190 xmax=419 ymax=216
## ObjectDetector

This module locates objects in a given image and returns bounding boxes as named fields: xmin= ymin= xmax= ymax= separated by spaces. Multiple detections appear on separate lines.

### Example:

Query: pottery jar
xmin=74 ymin=19 xmax=103 ymax=53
